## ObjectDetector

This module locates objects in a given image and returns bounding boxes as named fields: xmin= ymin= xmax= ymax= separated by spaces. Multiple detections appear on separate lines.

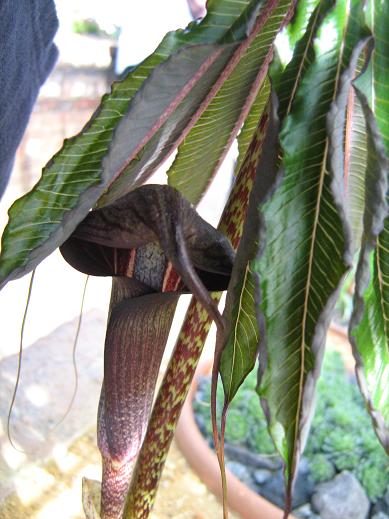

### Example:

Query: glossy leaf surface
xmin=0 ymin=1 xmax=260 ymax=290
xmin=350 ymin=0 xmax=389 ymax=452
xmin=219 ymin=0 xmax=335 ymax=410
xmin=97 ymin=0 xmax=267 ymax=207
xmin=349 ymin=85 xmax=389 ymax=452
xmin=277 ymin=0 xmax=335 ymax=122
xmin=253 ymin=0 xmax=368 ymax=505
xmin=285 ymin=0 xmax=320 ymax=48
xmin=345 ymin=90 xmax=367 ymax=251
xmin=167 ymin=0 xmax=294 ymax=204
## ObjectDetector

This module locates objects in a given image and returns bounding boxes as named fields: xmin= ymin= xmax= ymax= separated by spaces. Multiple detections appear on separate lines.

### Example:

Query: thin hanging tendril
xmin=51 ymin=275 xmax=89 ymax=429
xmin=211 ymin=334 xmax=229 ymax=519
xmin=7 ymin=269 xmax=36 ymax=452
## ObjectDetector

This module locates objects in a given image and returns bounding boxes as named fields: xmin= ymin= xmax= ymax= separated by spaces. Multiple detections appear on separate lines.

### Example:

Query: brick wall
xmin=12 ymin=57 xmax=114 ymax=193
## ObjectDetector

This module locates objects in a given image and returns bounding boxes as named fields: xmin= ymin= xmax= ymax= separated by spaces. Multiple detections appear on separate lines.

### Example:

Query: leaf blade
xmin=219 ymin=0 xmax=337 ymax=412
xmin=219 ymin=101 xmax=276 ymax=404
xmin=349 ymin=0 xmax=389 ymax=452
xmin=124 ymin=79 xmax=269 ymax=517
xmin=345 ymin=88 xmax=368 ymax=250
xmin=349 ymin=85 xmax=389 ymax=451
xmin=253 ymin=0 xmax=369 ymax=506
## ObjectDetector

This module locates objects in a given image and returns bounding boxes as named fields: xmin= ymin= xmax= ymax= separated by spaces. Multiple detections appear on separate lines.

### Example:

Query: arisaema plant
xmin=1 ymin=1 xmax=388 ymax=518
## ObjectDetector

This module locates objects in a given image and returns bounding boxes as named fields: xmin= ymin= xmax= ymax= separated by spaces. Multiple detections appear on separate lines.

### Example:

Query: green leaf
xmin=362 ymin=0 xmax=389 ymax=152
xmin=167 ymin=0 xmax=295 ymax=204
xmin=95 ymin=44 xmax=235 ymax=207
xmin=350 ymin=0 xmax=389 ymax=452
xmin=277 ymin=0 xmax=335 ymax=122
xmin=220 ymin=98 xmax=278 ymax=404
xmin=253 ymin=0 xmax=369 ymax=505
xmin=235 ymin=78 xmax=271 ymax=175
xmin=345 ymin=88 xmax=368 ymax=250
xmin=349 ymin=85 xmax=389 ymax=452
xmin=342 ymin=16 xmax=374 ymax=253
xmin=98 ymin=0 xmax=266 ymax=207
xmin=220 ymin=261 xmax=260 ymax=402
xmin=0 ymin=1 xmax=259 ymax=290
xmin=219 ymin=0 xmax=336 ymax=411
xmin=285 ymin=0 xmax=320 ymax=49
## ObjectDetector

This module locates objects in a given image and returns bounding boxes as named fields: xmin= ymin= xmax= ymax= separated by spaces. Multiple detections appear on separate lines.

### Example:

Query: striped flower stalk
xmin=124 ymin=105 xmax=270 ymax=518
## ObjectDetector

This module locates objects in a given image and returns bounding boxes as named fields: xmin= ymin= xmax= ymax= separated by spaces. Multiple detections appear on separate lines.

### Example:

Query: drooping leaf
xmin=253 ymin=0 xmax=369 ymax=510
xmin=0 ymin=1 xmax=260 ymax=290
xmin=345 ymin=88 xmax=368 ymax=250
xmin=97 ymin=0 xmax=267 ymax=208
xmin=349 ymin=85 xmax=389 ymax=453
xmin=0 ymin=44 xmax=232 ymax=289
xmin=219 ymin=264 xmax=259 ymax=402
xmin=235 ymin=78 xmax=271 ymax=175
xmin=362 ymin=0 xmax=389 ymax=151
xmin=167 ymin=0 xmax=295 ymax=204
xmin=219 ymin=0 xmax=336 ymax=409
xmin=349 ymin=0 xmax=389 ymax=452
xmin=211 ymin=101 xmax=278 ymax=518
xmin=343 ymin=46 xmax=371 ymax=253
xmin=277 ymin=0 xmax=335 ymax=122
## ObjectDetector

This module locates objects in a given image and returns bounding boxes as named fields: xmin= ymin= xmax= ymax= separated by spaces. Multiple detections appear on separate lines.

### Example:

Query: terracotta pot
xmin=175 ymin=359 xmax=297 ymax=519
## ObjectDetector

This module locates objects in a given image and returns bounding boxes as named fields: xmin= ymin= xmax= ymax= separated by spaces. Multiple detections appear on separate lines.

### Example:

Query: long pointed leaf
xmin=285 ymin=0 xmax=320 ymax=49
xmin=220 ymin=102 xmax=274 ymax=403
xmin=345 ymin=88 xmax=368 ymax=250
xmin=277 ymin=0 xmax=335 ymax=122
xmin=96 ymin=0 xmax=266 ymax=208
xmin=253 ymin=0 xmax=369 ymax=508
xmin=0 ymin=1 xmax=260 ymax=290
xmin=0 ymin=43 xmax=232 ymax=288
xmin=219 ymin=0 xmax=336 ymax=409
xmin=167 ymin=0 xmax=295 ymax=204
xmin=124 ymin=99 xmax=267 ymax=518
xmin=349 ymin=0 xmax=389 ymax=452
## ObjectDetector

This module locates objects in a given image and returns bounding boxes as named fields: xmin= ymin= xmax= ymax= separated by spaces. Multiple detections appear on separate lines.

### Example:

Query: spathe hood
xmin=60 ymin=185 xmax=234 ymax=293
